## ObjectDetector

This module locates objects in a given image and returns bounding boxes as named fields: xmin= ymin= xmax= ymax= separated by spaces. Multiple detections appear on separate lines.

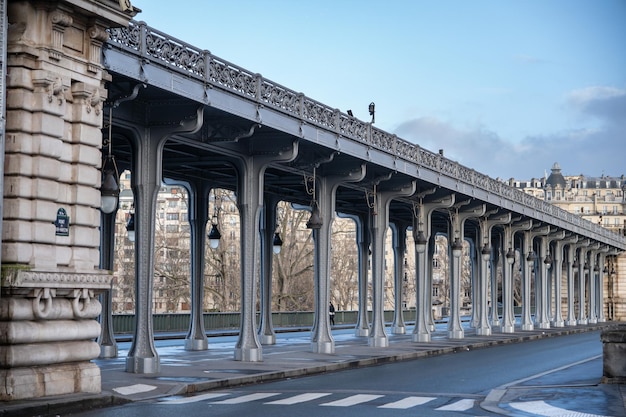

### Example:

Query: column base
xmin=126 ymin=355 xmax=160 ymax=374
xmin=578 ymin=318 xmax=588 ymax=325
xmin=184 ymin=338 xmax=208 ymax=351
xmin=491 ymin=319 xmax=501 ymax=327
xmin=565 ymin=320 xmax=577 ymax=326
xmin=259 ymin=333 xmax=276 ymax=345
xmin=368 ymin=335 xmax=389 ymax=348
xmin=99 ymin=344 xmax=118 ymax=358
xmin=552 ymin=320 xmax=564 ymax=328
xmin=589 ymin=318 xmax=598 ymax=324
xmin=501 ymin=324 xmax=515 ymax=333
xmin=391 ymin=325 xmax=406 ymax=335
xmin=476 ymin=327 xmax=492 ymax=336
xmin=234 ymin=347 xmax=263 ymax=362
xmin=448 ymin=329 xmax=464 ymax=339
xmin=311 ymin=340 xmax=334 ymax=354
xmin=355 ymin=327 xmax=370 ymax=337
xmin=412 ymin=332 xmax=431 ymax=342
xmin=537 ymin=322 xmax=551 ymax=329
xmin=522 ymin=323 xmax=534 ymax=331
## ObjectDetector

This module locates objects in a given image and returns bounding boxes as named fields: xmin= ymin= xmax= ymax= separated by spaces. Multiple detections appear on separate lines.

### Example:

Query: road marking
xmin=160 ymin=392 xmax=230 ymax=404
xmin=378 ymin=396 xmax=437 ymax=409
xmin=498 ymin=355 xmax=602 ymax=389
xmin=509 ymin=400 xmax=609 ymax=417
xmin=320 ymin=394 xmax=384 ymax=407
xmin=211 ymin=392 xmax=281 ymax=404
xmin=112 ymin=384 xmax=157 ymax=396
xmin=436 ymin=398 xmax=475 ymax=411
xmin=265 ymin=393 xmax=333 ymax=405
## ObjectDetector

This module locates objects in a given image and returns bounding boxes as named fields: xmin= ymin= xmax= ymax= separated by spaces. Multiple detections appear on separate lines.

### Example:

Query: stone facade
xmin=1 ymin=0 xmax=136 ymax=401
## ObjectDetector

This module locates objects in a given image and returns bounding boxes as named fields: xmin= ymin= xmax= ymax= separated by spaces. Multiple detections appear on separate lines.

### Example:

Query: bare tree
xmin=273 ymin=202 xmax=315 ymax=311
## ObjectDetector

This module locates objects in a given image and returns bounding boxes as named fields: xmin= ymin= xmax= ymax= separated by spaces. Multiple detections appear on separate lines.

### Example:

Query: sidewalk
xmin=1 ymin=322 xmax=624 ymax=417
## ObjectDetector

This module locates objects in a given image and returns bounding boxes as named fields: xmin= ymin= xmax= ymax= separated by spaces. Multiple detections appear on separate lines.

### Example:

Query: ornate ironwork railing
xmin=106 ymin=20 xmax=620 ymax=245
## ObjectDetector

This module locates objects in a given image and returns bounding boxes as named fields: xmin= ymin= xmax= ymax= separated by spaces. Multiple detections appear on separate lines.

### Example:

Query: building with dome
xmin=508 ymin=162 xmax=626 ymax=320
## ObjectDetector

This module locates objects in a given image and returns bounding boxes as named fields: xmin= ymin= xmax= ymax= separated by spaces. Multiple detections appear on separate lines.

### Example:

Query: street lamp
xmin=506 ymin=248 xmax=515 ymax=265
xmin=100 ymin=108 xmax=119 ymax=214
xmin=126 ymin=210 xmax=135 ymax=242
xmin=544 ymin=252 xmax=553 ymax=267
xmin=415 ymin=230 xmax=427 ymax=254
xmin=368 ymin=102 xmax=375 ymax=123
xmin=481 ymin=244 xmax=490 ymax=261
xmin=305 ymin=167 xmax=322 ymax=229
xmin=272 ymin=231 xmax=283 ymax=254
xmin=451 ymin=238 xmax=463 ymax=258
xmin=208 ymin=189 xmax=221 ymax=249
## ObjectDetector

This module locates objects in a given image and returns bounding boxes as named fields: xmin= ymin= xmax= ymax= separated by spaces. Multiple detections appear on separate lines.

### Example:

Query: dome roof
xmin=545 ymin=162 xmax=567 ymax=188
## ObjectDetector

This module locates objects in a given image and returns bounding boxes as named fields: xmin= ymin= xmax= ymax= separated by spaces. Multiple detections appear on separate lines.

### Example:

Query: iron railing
xmin=105 ymin=21 xmax=624 ymax=249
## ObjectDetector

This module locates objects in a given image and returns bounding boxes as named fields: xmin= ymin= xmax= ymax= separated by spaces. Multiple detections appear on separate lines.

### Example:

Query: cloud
xmin=394 ymin=101 xmax=626 ymax=181
xmin=567 ymin=86 xmax=626 ymax=126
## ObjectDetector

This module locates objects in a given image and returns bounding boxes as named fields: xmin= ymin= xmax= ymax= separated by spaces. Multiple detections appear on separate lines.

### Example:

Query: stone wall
xmin=1 ymin=0 xmax=136 ymax=401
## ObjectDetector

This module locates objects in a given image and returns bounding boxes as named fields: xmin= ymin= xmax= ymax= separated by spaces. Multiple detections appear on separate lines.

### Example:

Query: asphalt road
xmin=65 ymin=331 xmax=612 ymax=417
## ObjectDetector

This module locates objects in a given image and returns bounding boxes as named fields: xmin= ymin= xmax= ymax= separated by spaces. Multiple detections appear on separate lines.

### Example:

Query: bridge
xmin=100 ymin=18 xmax=625 ymax=365
xmin=1 ymin=1 xmax=624 ymax=402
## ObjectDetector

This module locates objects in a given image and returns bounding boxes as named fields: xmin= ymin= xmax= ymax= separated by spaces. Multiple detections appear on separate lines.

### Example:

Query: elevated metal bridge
xmin=100 ymin=20 xmax=625 ymax=373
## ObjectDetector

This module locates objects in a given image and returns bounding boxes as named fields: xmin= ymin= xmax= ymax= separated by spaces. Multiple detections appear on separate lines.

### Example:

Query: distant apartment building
xmin=507 ymin=162 xmax=625 ymax=320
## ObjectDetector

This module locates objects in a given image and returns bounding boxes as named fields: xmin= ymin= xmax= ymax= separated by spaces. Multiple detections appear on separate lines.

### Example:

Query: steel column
xmin=553 ymin=235 xmax=577 ymax=328
xmin=412 ymin=193 xmax=455 ymax=342
xmin=476 ymin=213 xmax=511 ymax=336
xmin=564 ymin=241 xmax=579 ymax=326
xmin=390 ymin=222 xmax=409 ymax=334
xmin=311 ymin=164 xmax=365 ymax=353
xmin=184 ymin=180 xmax=211 ymax=351
xmin=369 ymin=181 xmax=415 ymax=348
xmin=258 ymin=195 xmax=279 ymax=346
xmin=577 ymin=240 xmax=591 ymax=325
xmin=587 ymin=243 xmax=601 ymax=324
xmin=233 ymin=142 xmax=298 ymax=362
xmin=98 ymin=210 xmax=118 ymax=358
xmin=448 ymin=202 xmax=486 ymax=339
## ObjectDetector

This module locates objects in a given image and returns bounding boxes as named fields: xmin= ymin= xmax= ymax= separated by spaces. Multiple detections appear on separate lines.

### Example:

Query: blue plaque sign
xmin=55 ymin=208 xmax=69 ymax=236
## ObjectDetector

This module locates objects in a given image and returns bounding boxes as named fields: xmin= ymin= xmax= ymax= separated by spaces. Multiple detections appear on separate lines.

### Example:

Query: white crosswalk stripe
xmin=436 ymin=398 xmax=476 ymax=411
xmin=162 ymin=390 xmax=484 ymax=411
xmin=160 ymin=392 xmax=230 ymax=404
xmin=265 ymin=393 xmax=332 ymax=405
xmin=378 ymin=396 xmax=437 ymax=409
xmin=210 ymin=392 xmax=281 ymax=404
xmin=320 ymin=394 xmax=384 ymax=407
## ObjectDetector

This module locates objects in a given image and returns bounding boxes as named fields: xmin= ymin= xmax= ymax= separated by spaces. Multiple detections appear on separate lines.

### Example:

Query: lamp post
xmin=368 ymin=102 xmax=375 ymax=124
xmin=305 ymin=167 xmax=322 ymax=230
xmin=272 ymin=231 xmax=283 ymax=254
xmin=126 ymin=210 xmax=135 ymax=242
xmin=208 ymin=189 xmax=221 ymax=249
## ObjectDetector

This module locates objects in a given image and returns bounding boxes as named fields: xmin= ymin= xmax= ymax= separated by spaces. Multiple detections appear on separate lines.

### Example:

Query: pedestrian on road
xmin=329 ymin=301 xmax=335 ymax=325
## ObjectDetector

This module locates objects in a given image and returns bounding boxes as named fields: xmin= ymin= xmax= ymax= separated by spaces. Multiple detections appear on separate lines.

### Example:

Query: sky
xmin=135 ymin=0 xmax=626 ymax=181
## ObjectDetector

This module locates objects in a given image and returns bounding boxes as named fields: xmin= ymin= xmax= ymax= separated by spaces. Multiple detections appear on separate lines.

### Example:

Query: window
xmin=166 ymin=213 xmax=179 ymax=221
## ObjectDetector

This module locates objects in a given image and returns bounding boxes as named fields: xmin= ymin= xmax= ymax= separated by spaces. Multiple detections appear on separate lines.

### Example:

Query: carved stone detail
xmin=50 ymin=10 xmax=73 ymax=61
xmin=2 ymin=268 xmax=112 ymax=291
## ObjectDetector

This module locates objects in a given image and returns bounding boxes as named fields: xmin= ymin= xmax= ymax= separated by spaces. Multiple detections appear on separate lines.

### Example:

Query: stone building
xmin=508 ymin=162 xmax=626 ymax=320
xmin=0 ymin=0 xmax=137 ymax=401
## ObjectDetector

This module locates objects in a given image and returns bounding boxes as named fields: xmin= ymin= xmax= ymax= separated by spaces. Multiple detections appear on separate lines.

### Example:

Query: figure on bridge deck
xmin=329 ymin=302 xmax=336 ymax=325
